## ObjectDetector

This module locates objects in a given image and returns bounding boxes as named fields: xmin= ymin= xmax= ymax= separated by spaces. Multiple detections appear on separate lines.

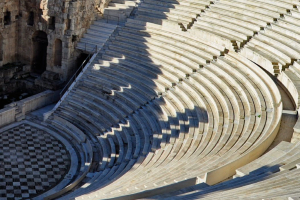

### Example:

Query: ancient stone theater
xmin=0 ymin=0 xmax=300 ymax=199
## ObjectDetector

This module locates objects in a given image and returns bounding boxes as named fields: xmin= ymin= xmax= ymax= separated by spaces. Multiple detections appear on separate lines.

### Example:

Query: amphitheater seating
xmin=33 ymin=0 xmax=300 ymax=199
xmin=136 ymin=0 xmax=212 ymax=28
xmin=149 ymin=141 xmax=298 ymax=198
xmin=151 ymin=141 xmax=300 ymax=199
xmin=52 ymin=14 xmax=284 ymax=198
xmin=160 ymin=0 xmax=300 ymax=76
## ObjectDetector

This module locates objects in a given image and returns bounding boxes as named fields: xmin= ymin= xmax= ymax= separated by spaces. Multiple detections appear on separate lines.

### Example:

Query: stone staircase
xmin=76 ymin=0 xmax=138 ymax=54
xmin=76 ymin=21 xmax=118 ymax=54
xmin=103 ymin=0 xmax=137 ymax=23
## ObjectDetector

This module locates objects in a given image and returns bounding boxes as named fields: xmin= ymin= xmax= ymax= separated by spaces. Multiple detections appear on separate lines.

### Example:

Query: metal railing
xmin=60 ymin=45 xmax=98 ymax=99
xmin=59 ymin=19 xmax=119 ymax=101
xmin=83 ymin=43 xmax=98 ymax=53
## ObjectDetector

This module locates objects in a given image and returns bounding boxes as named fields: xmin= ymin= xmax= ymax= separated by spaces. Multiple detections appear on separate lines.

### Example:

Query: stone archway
xmin=54 ymin=39 xmax=62 ymax=66
xmin=32 ymin=31 xmax=48 ymax=74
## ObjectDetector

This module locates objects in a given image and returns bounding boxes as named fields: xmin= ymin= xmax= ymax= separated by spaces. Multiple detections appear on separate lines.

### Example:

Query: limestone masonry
xmin=2 ymin=0 xmax=300 ymax=199
xmin=0 ymin=0 xmax=108 ymax=83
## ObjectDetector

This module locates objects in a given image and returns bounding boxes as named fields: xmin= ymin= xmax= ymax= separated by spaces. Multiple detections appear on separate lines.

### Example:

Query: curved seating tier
xmin=52 ymin=16 xmax=283 ymax=199
xmin=42 ymin=115 xmax=94 ymax=199
xmin=185 ymin=0 xmax=300 ymax=76
xmin=157 ymin=141 xmax=300 ymax=200
xmin=136 ymin=0 xmax=214 ymax=28
xmin=38 ymin=0 xmax=300 ymax=198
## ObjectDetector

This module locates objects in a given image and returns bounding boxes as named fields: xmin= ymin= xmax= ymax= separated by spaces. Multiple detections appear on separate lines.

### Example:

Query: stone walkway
xmin=0 ymin=123 xmax=71 ymax=200
xmin=266 ymin=82 xmax=297 ymax=151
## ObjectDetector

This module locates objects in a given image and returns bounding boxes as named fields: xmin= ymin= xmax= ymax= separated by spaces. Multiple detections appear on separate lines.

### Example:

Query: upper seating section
xmin=136 ymin=0 xmax=213 ymax=28
xmin=166 ymin=0 xmax=300 ymax=76
xmin=76 ymin=22 xmax=117 ymax=53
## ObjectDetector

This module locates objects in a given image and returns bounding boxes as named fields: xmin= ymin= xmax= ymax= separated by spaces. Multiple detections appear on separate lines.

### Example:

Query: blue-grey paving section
xmin=0 ymin=123 xmax=71 ymax=200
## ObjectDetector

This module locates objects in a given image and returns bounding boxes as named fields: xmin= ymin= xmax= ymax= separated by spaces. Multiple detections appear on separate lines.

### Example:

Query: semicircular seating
xmin=39 ymin=0 xmax=300 ymax=199
xmin=49 ymin=13 xmax=284 ymax=199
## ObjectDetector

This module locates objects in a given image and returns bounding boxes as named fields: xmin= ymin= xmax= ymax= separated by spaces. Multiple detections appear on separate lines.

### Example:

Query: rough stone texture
xmin=0 ymin=0 xmax=108 ymax=81
xmin=0 ymin=106 xmax=16 ymax=127
xmin=0 ymin=123 xmax=70 ymax=199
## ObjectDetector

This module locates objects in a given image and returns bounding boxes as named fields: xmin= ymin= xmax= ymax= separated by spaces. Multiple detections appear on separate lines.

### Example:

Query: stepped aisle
xmin=76 ymin=21 xmax=118 ymax=53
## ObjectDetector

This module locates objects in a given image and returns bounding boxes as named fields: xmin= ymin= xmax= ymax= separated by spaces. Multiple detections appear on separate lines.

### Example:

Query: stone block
xmin=41 ymin=70 xmax=60 ymax=81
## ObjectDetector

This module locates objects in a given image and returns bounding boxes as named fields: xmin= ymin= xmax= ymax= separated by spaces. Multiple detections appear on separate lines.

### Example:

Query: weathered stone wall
xmin=0 ymin=0 xmax=104 ymax=81
xmin=60 ymin=0 xmax=101 ymax=80
xmin=0 ymin=0 xmax=19 ymax=66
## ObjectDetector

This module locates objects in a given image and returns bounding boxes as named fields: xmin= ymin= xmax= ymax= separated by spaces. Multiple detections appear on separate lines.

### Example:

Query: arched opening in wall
xmin=0 ymin=34 xmax=3 ymax=62
xmin=54 ymin=39 xmax=62 ymax=66
xmin=32 ymin=31 xmax=48 ymax=74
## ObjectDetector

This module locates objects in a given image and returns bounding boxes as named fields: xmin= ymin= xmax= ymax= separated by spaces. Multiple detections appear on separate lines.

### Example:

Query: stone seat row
xmin=66 ymin=45 xmax=282 ymax=198
xmin=278 ymin=61 xmax=300 ymax=111
xmin=41 ymin=114 xmax=94 ymax=200
xmin=218 ymin=0 xmax=294 ymax=17
xmin=193 ymin=0 xmax=295 ymax=47
xmin=76 ymin=21 xmax=117 ymax=53
xmin=59 ymin=18 xmax=226 ymax=130
xmin=134 ymin=0 xmax=298 ymax=38
xmin=135 ymin=0 xmax=298 ymax=29
xmin=59 ymin=81 xmax=210 ymax=198
xmin=52 ymin=18 xmax=229 ymax=141
xmin=199 ymin=0 xmax=295 ymax=33
xmin=58 ymin=14 xmax=280 ymax=200
xmin=54 ymin=14 xmax=282 ymax=199
xmin=178 ymin=1 xmax=300 ymax=76
xmin=52 ymin=19 xmax=223 ymax=198
xmin=87 ymin=51 xmax=282 ymax=198
xmin=159 ymin=141 xmax=300 ymax=199
xmin=44 ymin=0 xmax=300 ymax=198
xmin=136 ymin=0 xmax=213 ymax=27
xmin=241 ymin=12 xmax=300 ymax=75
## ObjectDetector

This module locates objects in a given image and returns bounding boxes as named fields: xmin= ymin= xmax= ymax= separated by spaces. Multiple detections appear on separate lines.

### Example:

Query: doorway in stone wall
xmin=32 ymin=31 xmax=48 ymax=74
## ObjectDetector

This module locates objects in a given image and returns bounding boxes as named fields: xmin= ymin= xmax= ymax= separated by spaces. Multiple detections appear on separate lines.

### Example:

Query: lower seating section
xmin=42 ymin=114 xmax=94 ymax=199
xmin=150 ymin=141 xmax=300 ymax=200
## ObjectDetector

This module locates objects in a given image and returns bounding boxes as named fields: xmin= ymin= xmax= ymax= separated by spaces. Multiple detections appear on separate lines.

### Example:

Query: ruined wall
xmin=0 ymin=0 xmax=102 ymax=81
xmin=0 ymin=0 xmax=19 ymax=66
xmin=17 ymin=0 xmax=101 ymax=80
xmin=61 ymin=0 xmax=101 ymax=80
